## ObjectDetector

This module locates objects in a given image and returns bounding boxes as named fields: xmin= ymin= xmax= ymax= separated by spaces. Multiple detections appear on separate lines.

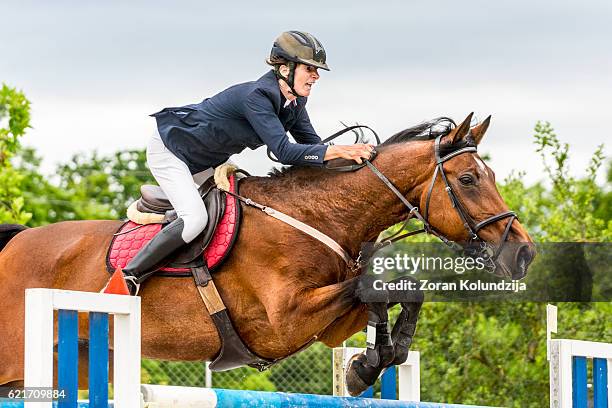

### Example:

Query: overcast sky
xmin=1 ymin=0 xmax=610 ymax=184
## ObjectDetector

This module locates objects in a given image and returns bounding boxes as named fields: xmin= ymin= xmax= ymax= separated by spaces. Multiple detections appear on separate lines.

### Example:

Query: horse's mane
xmin=381 ymin=117 xmax=455 ymax=146
xmin=267 ymin=117 xmax=474 ymax=178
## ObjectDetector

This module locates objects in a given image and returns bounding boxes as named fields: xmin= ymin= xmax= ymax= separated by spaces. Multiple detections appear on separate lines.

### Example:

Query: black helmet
xmin=269 ymin=31 xmax=329 ymax=71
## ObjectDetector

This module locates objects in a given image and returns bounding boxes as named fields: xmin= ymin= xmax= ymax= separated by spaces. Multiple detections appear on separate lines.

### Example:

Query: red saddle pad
xmin=107 ymin=175 xmax=240 ymax=275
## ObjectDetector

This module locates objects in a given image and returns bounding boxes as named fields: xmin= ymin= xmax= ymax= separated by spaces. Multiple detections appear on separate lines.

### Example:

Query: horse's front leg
xmin=345 ymin=301 xmax=395 ymax=396
xmin=389 ymin=299 xmax=422 ymax=366
xmin=387 ymin=276 xmax=424 ymax=366
xmin=344 ymin=275 xmax=423 ymax=396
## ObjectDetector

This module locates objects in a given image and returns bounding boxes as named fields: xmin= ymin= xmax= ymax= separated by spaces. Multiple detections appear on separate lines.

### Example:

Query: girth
xmin=190 ymin=263 xmax=278 ymax=371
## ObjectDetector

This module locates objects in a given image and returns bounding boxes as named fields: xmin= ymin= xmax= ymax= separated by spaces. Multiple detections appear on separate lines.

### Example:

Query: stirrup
xmin=124 ymin=275 xmax=141 ymax=296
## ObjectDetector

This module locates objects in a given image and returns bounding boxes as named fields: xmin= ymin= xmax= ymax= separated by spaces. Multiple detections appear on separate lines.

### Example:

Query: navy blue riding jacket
xmin=151 ymin=70 xmax=328 ymax=174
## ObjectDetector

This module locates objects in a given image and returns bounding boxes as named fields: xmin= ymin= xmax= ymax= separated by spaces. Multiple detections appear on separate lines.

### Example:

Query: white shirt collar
xmin=283 ymin=98 xmax=297 ymax=108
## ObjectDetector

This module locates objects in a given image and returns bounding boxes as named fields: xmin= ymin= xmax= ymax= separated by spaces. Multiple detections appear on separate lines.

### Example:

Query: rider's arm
xmin=244 ymin=89 xmax=328 ymax=166
xmin=290 ymin=108 xmax=322 ymax=145
xmin=289 ymin=104 xmax=374 ymax=163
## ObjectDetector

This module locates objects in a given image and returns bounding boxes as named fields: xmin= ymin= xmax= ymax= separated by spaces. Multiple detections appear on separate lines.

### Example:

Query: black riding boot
xmin=121 ymin=218 xmax=187 ymax=295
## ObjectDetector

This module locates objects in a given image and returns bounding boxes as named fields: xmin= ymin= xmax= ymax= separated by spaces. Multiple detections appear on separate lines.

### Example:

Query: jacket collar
xmin=259 ymin=70 xmax=306 ymax=108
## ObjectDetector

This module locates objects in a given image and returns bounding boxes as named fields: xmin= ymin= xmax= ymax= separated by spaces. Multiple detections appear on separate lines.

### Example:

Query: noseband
xmin=364 ymin=134 xmax=518 ymax=272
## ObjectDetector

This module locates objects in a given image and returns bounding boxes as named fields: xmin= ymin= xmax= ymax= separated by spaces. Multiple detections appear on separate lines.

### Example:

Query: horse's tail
xmin=0 ymin=224 xmax=28 ymax=252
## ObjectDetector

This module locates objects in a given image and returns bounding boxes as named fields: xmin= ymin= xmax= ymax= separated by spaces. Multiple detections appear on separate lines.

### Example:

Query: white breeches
xmin=146 ymin=130 xmax=211 ymax=243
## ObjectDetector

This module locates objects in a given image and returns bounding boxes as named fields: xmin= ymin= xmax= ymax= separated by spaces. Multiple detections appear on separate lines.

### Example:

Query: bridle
xmin=256 ymin=124 xmax=518 ymax=274
xmin=424 ymin=135 xmax=517 ymax=244
xmin=362 ymin=134 xmax=518 ymax=272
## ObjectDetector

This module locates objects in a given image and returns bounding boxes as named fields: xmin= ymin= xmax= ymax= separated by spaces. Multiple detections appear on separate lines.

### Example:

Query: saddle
xmin=108 ymin=168 xmax=241 ymax=274
xmin=140 ymin=181 xmax=223 ymax=267
xmin=106 ymin=168 xmax=276 ymax=372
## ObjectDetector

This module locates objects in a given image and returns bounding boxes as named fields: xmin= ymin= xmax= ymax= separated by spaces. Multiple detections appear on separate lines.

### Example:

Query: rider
xmin=104 ymin=31 xmax=375 ymax=295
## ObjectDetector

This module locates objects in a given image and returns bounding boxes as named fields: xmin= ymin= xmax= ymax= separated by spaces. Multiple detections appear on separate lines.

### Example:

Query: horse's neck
xmin=330 ymin=143 xmax=434 ymax=252
xmin=244 ymin=142 xmax=434 ymax=257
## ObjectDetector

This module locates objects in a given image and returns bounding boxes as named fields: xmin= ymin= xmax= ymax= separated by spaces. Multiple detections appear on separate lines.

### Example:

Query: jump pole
xmin=140 ymin=385 xmax=495 ymax=407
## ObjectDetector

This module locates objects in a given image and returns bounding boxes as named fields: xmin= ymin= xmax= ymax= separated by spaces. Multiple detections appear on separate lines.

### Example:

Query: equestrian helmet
xmin=268 ymin=31 xmax=330 ymax=71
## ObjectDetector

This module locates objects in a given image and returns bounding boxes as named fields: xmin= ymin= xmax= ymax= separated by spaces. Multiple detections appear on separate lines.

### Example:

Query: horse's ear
xmin=471 ymin=115 xmax=491 ymax=145
xmin=451 ymin=112 xmax=474 ymax=144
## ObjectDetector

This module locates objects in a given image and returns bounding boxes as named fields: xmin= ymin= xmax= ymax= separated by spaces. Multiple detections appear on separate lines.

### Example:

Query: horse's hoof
xmin=391 ymin=345 xmax=409 ymax=366
xmin=345 ymin=353 xmax=371 ymax=397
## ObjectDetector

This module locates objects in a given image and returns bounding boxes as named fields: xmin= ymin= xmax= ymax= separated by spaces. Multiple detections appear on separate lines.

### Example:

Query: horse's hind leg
xmin=0 ymin=286 xmax=27 ymax=385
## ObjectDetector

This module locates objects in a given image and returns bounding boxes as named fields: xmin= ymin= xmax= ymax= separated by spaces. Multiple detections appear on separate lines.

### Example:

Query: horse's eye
xmin=459 ymin=175 xmax=474 ymax=185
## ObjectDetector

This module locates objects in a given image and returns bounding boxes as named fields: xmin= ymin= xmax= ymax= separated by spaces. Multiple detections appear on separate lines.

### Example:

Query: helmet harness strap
xmin=274 ymin=61 xmax=300 ymax=98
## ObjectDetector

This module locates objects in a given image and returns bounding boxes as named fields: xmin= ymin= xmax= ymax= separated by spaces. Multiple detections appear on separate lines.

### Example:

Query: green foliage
xmin=0 ymin=83 xmax=32 ymax=224
xmin=14 ymin=148 xmax=75 ymax=225
xmin=268 ymin=343 xmax=332 ymax=394
xmin=54 ymin=149 xmax=154 ymax=220
xmin=211 ymin=367 xmax=277 ymax=391
xmin=13 ymin=148 xmax=155 ymax=225
xmin=499 ymin=121 xmax=610 ymax=241
xmin=412 ymin=303 xmax=543 ymax=406
xmin=0 ymin=83 xmax=30 ymax=163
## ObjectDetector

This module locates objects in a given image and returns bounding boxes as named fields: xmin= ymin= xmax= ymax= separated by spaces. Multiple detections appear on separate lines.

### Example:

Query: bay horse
xmin=0 ymin=113 xmax=534 ymax=395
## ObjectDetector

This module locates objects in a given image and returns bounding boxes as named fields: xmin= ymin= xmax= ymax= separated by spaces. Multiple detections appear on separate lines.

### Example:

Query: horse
xmin=0 ymin=113 xmax=535 ymax=395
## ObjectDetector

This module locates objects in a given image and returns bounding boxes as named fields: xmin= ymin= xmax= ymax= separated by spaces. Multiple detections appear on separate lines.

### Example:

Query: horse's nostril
xmin=520 ymin=244 xmax=535 ymax=265
xmin=513 ymin=244 xmax=535 ymax=279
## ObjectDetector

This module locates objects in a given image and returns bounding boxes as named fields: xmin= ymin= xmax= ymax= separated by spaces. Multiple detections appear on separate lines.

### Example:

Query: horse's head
xmin=380 ymin=114 xmax=535 ymax=279
xmin=408 ymin=113 xmax=535 ymax=279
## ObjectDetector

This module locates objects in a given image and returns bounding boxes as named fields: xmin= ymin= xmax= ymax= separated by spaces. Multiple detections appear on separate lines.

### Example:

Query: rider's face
xmin=292 ymin=64 xmax=320 ymax=97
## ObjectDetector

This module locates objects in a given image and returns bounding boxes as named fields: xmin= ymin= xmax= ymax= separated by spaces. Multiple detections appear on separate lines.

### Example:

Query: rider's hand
xmin=324 ymin=144 xmax=375 ymax=164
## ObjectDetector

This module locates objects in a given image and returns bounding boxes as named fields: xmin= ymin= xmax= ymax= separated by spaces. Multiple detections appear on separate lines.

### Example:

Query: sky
xmin=1 ymin=0 xmax=610 ymax=184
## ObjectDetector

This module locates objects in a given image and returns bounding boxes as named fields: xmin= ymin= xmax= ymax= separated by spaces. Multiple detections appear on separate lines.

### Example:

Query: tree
xmin=499 ymin=121 xmax=609 ymax=241
xmin=14 ymin=148 xmax=155 ymax=226
xmin=0 ymin=84 xmax=31 ymax=224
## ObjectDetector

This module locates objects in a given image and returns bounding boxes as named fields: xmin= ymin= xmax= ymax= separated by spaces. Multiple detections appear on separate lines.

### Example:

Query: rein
xmin=267 ymin=125 xmax=381 ymax=172
xmin=242 ymin=129 xmax=518 ymax=274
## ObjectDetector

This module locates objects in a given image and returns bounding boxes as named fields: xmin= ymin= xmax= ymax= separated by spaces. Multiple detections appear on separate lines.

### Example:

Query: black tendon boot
xmin=120 ymin=218 xmax=187 ymax=295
